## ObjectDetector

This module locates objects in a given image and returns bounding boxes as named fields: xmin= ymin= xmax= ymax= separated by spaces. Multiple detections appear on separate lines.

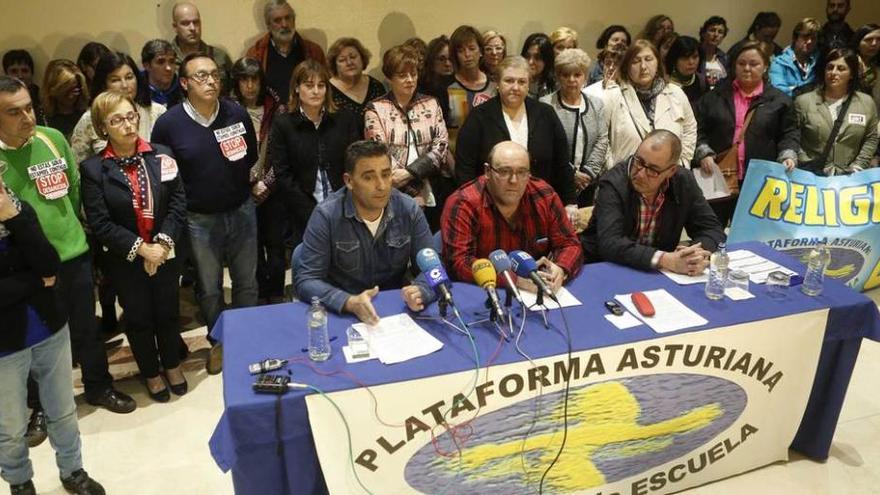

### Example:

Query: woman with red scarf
xmin=80 ymin=91 xmax=188 ymax=402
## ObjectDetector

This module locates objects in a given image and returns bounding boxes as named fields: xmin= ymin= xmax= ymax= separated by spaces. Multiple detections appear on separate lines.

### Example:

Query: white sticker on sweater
xmin=28 ymin=158 xmax=70 ymax=199
xmin=848 ymin=114 xmax=866 ymax=126
xmin=159 ymin=154 xmax=178 ymax=181
xmin=213 ymin=122 xmax=246 ymax=142
xmin=27 ymin=158 xmax=67 ymax=179
xmin=219 ymin=136 xmax=247 ymax=161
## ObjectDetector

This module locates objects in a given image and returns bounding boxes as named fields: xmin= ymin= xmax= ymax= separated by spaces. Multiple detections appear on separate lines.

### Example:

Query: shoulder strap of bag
xmin=817 ymin=93 xmax=854 ymax=166
xmin=733 ymin=107 xmax=756 ymax=147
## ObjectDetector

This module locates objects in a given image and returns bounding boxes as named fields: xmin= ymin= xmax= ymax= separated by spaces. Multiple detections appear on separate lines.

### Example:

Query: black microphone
xmin=510 ymin=250 xmax=559 ymax=303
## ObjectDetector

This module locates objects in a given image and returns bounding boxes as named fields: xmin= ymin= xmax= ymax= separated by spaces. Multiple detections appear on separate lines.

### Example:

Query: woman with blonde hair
xmin=540 ymin=48 xmax=608 ymax=206
xmin=482 ymin=30 xmax=507 ymax=82
xmin=41 ymin=60 xmax=89 ymax=138
xmin=550 ymin=27 xmax=578 ymax=58
xmin=80 ymin=90 xmax=188 ymax=401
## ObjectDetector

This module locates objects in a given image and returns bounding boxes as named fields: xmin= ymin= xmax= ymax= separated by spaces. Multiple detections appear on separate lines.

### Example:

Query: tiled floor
xmin=21 ymin=289 xmax=880 ymax=494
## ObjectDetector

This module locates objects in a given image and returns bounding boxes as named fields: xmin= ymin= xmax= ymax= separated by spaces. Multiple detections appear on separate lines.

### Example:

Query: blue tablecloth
xmin=208 ymin=242 xmax=880 ymax=494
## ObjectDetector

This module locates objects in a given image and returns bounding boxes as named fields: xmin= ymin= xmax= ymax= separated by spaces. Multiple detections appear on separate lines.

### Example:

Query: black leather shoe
xmin=169 ymin=377 xmax=188 ymax=396
xmin=86 ymin=388 xmax=136 ymax=414
xmin=25 ymin=409 xmax=47 ymax=448
xmin=10 ymin=480 xmax=36 ymax=495
xmin=146 ymin=382 xmax=170 ymax=403
xmin=61 ymin=469 xmax=105 ymax=495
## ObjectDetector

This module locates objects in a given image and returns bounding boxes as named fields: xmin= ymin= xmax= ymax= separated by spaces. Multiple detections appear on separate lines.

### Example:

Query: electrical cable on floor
xmin=538 ymin=302 xmax=574 ymax=495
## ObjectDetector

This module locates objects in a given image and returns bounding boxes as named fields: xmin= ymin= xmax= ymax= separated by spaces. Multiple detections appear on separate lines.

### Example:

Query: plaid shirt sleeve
xmin=440 ymin=186 xmax=481 ymax=283
xmin=541 ymin=185 xmax=583 ymax=279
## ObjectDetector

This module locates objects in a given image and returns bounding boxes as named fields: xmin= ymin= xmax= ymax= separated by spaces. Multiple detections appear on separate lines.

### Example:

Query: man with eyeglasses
xmin=151 ymin=53 xmax=259 ymax=374
xmin=0 ymin=76 xmax=138 ymax=417
xmin=769 ymin=18 xmax=821 ymax=97
xmin=441 ymin=141 xmax=582 ymax=292
xmin=581 ymin=130 xmax=724 ymax=275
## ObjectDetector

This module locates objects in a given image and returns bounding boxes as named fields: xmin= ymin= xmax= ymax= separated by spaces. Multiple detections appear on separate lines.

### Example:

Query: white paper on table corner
xmin=605 ymin=311 xmax=643 ymax=329
xmin=614 ymin=289 xmax=708 ymax=333
xmin=519 ymin=286 xmax=582 ymax=312
xmin=660 ymin=269 xmax=708 ymax=285
xmin=351 ymin=313 xmax=443 ymax=364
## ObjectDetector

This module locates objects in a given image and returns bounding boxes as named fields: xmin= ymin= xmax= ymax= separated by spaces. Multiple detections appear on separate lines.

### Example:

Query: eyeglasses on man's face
xmin=489 ymin=165 xmax=530 ymax=181
xmin=188 ymin=70 xmax=222 ymax=84
xmin=630 ymin=154 xmax=675 ymax=179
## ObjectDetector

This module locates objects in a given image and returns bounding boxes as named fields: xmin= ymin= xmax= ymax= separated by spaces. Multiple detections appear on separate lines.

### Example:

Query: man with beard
xmin=580 ymin=130 xmax=724 ymax=275
xmin=820 ymin=0 xmax=855 ymax=51
xmin=170 ymin=2 xmax=232 ymax=93
xmin=246 ymin=0 xmax=326 ymax=103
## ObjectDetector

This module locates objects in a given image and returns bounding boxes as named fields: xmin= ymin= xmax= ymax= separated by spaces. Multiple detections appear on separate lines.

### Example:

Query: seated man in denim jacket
xmin=294 ymin=140 xmax=434 ymax=324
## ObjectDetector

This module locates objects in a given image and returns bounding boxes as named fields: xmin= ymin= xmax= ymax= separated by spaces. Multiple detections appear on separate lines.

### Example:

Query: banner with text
xmin=305 ymin=309 xmax=827 ymax=494
xmin=728 ymin=160 xmax=880 ymax=291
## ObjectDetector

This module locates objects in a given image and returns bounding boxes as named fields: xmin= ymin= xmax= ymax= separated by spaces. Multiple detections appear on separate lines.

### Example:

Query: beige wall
xmin=3 ymin=0 xmax=879 ymax=82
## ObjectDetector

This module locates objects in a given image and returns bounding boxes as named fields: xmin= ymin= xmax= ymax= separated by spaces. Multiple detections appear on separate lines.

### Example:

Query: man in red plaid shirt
xmin=440 ymin=141 xmax=582 ymax=294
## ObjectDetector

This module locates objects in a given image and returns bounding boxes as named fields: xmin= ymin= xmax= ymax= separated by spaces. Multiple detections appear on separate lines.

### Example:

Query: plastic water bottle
xmin=307 ymin=297 xmax=330 ymax=361
xmin=802 ymin=243 xmax=831 ymax=296
xmin=705 ymin=242 xmax=729 ymax=300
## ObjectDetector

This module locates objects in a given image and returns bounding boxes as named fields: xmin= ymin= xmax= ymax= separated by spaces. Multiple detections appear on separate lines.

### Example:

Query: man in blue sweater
xmin=151 ymin=53 xmax=259 ymax=374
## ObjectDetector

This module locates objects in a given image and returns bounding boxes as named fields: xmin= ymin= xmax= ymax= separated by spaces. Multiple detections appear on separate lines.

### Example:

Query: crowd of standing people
xmin=1 ymin=0 xmax=879 ymax=493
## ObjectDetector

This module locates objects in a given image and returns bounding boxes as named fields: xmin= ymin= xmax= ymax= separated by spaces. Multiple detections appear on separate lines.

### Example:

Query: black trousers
xmin=256 ymin=194 xmax=286 ymax=299
xmin=109 ymin=256 xmax=182 ymax=378
xmin=56 ymin=253 xmax=113 ymax=400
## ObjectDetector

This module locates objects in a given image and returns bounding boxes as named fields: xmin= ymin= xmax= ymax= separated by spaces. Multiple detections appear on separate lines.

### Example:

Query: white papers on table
xmin=727 ymin=250 xmax=797 ymax=283
xmin=615 ymin=289 xmax=708 ymax=333
xmin=605 ymin=311 xmax=643 ymax=329
xmin=351 ymin=313 xmax=443 ymax=364
xmin=660 ymin=249 xmax=797 ymax=285
xmin=520 ymin=286 xmax=582 ymax=311
xmin=660 ymin=269 xmax=708 ymax=285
